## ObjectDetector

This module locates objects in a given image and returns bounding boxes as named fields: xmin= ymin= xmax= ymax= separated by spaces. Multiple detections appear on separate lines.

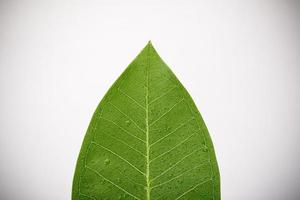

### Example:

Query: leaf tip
xmin=146 ymin=40 xmax=156 ymax=51
xmin=147 ymin=40 xmax=154 ymax=49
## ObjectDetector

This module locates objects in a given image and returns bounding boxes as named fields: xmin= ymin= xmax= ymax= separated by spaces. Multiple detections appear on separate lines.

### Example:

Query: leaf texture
xmin=72 ymin=42 xmax=220 ymax=200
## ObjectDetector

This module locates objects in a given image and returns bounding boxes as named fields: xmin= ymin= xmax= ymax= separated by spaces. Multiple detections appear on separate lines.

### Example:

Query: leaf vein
xmin=174 ymin=179 xmax=213 ymax=200
xmin=109 ymin=102 xmax=146 ymax=133
xmin=100 ymin=117 xmax=146 ymax=144
xmin=149 ymin=98 xmax=184 ymax=127
xmin=149 ymin=132 xmax=198 ymax=163
xmin=148 ymin=86 xmax=178 ymax=105
xmin=150 ymin=148 xmax=201 ymax=183
xmin=86 ymin=166 xmax=141 ymax=200
xmin=151 ymin=163 xmax=209 ymax=189
xmin=79 ymin=192 xmax=97 ymax=200
xmin=149 ymin=117 xmax=194 ymax=148
xmin=145 ymin=43 xmax=151 ymax=200
xmin=118 ymin=88 xmax=146 ymax=110
xmin=91 ymin=142 xmax=146 ymax=176
xmin=100 ymin=132 xmax=146 ymax=157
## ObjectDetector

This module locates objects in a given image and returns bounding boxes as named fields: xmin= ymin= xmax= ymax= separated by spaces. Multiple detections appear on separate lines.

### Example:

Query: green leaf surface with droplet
xmin=72 ymin=42 xmax=220 ymax=200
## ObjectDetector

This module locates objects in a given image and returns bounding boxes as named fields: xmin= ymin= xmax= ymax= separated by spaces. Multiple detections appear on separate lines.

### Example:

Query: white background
xmin=1 ymin=1 xmax=300 ymax=199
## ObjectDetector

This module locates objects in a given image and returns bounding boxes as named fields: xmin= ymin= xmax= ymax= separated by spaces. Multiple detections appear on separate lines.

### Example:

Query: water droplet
xmin=164 ymin=125 xmax=171 ymax=132
xmin=125 ymin=120 xmax=131 ymax=126
xmin=104 ymin=158 xmax=110 ymax=165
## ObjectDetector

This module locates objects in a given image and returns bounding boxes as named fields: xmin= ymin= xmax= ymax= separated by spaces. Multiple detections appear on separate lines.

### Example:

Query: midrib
xmin=145 ymin=45 xmax=150 ymax=200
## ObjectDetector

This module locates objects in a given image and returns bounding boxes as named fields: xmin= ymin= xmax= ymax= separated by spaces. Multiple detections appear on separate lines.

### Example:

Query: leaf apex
xmin=146 ymin=40 xmax=154 ymax=49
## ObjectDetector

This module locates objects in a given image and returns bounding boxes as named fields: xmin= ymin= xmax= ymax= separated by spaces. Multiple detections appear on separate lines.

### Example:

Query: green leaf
xmin=72 ymin=42 xmax=220 ymax=200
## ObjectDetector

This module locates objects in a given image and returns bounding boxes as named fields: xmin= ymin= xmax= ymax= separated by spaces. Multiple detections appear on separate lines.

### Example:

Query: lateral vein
xmin=108 ymin=102 xmax=146 ymax=134
xmin=86 ymin=166 xmax=141 ymax=200
xmin=91 ymin=142 xmax=146 ymax=176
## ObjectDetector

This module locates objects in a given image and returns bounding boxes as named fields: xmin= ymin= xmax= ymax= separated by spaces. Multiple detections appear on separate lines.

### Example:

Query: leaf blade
xmin=72 ymin=42 xmax=220 ymax=200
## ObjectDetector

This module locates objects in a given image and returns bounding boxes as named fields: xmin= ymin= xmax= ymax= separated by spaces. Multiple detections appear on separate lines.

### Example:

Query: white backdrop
xmin=1 ymin=1 xmax=300 ymax=199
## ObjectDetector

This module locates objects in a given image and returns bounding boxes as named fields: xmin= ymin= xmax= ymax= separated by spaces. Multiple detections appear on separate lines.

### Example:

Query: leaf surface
xmin=72 ymin=42 xmax=220 ymax=200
